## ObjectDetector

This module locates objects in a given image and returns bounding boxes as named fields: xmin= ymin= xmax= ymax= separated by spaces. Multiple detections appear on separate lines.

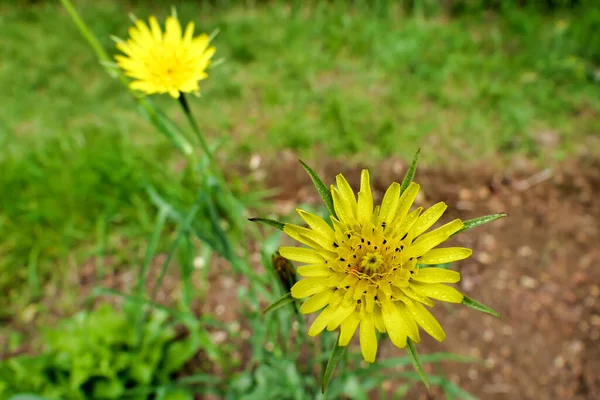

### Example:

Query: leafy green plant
xmin=0 ymin=304 xmax=202 ymax=400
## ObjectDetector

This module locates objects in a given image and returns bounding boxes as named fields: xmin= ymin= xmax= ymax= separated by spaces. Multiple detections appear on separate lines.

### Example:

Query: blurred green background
xmin=0 ymin=0 xmax=599 ymax=398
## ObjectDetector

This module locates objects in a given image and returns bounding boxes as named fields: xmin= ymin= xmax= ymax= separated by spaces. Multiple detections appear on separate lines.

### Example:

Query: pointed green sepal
xmin=321 ymin=332 xmax=347 ymax=393
xmin=454 ymin=213 xmax=507 ymax=236
xmin=263 ymin=292 xmax=295 ymax=314
xmin=299 ymin=160 xmax=336 ymax=219
xmin=400 ymin=148 xmax=421 ymax=195
xmin=406 ymin=338 xmax=430 ymax=392
xmin=248 ymin=217 xmax=285 ymax=231
xmin=462 ymin=295 xmax=501 ymax=317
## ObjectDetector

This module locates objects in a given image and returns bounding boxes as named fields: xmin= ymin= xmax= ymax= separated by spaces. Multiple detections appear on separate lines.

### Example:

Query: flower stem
xmin=178 ymin=93 xmax=215 ymax=165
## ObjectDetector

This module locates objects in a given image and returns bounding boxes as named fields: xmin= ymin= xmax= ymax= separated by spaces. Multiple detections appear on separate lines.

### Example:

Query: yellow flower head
xmin=280 ymin=171 xmax=472 ymax=363
xmin=115 ymin=14 xmax=216 ymax=98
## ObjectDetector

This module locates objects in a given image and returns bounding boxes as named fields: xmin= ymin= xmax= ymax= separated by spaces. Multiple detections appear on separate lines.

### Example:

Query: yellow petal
xmin=418 ymin=248 xmax=472 ymax=265
xmin=339 ymin=310 xmax=360 ymax=346
xmin=401 ymin=286 xmax=435 ymax=307
xmin=379 ymin=182 xmax=401 ymax=225
xmin=395 ymin=182 xmax=420 ymax=222
xmin=411 ymin=268 xmax=461 ymax=283
xmin=148 ymin=16 xmax=163 ymax=41
xmin=134 ymin=19 xmax=153 ymax=44
xmin=398 ymin=303 xmax=420 ymax=343
xmin=331 ymin=186 xmax=356 ymax=225
xmin=353 ymin=279 xmax=369 ymax=300
xmin=297 ymin=209 xmax=335 ymax=239
xmin=388 ymin=207 xmax=422 ymax=239
xmin=327 ymin=303 xmax=356 ymax=331
xmin=297 ymin=264 xmax=330 ymax=277
xmin=360 ymin=317 xmax=378 ymax=363
xmin=279 ymin=247 xmax=324 ymax=264
xmin=410 ymin=282 xmax=464 ymax=303
xmin=357 ymin=170 xmax=373 ymax=226
xmin=291 ymin=278 xmax=329 ymax=299
xmin=283 ymin=224 xmax=334 ymax=251
xmin=183 ymin=21 xmax=195 ymax=44
xmin=373 ymin=304 xmax=386 ymax=333
xmin=336 ymin=174 xmax=357 ymax=217
xmin=404 ymin=219 xmax=464 ymax=259
xmin=407 ymin=301 xmax=446 ymax=342
xmin=165 ymin=16 xmax=182 ymax=43
xmin=308 ymin=305 xmax=336 ymax=336
xmin=410 ymin=202 xmax=447 ymax=237
xmin=300 ymin=289 xmax=334 ymax=313
xmin=381 ymin=301 xmax=408 ymax=348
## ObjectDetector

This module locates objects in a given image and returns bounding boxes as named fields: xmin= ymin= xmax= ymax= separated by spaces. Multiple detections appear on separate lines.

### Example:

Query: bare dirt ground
xmin=259 ymin=153 xmax=600 ymax=399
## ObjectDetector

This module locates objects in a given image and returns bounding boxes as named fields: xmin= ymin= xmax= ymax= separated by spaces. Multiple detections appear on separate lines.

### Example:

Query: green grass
xmin=1 ymin=0 xmax=599 ymax=315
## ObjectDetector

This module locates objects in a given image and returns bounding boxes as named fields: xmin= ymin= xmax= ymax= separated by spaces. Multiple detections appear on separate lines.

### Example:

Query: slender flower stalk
xmin=280 ymin=170 xmax=471 ymax=363
xmin=178 ymin=93 xmax=215 ymax=165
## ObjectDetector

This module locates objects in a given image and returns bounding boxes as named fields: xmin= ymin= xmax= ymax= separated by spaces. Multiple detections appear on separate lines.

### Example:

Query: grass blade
xmin=299 ymin=160 xmax=336 ymax=219
xmin=263 ymin=292 xmax=295 ymax=314
xmin=454 ymin=213 xmax=507 ymax=236
xmin=322 ymin=332 xmax=347 ymax=393
xmin=462 ymin=295 xmax=501 ymax=317
xmin=406 ymin=338 xmax=430 ymax=391
xmin=248 ymin=217 xmax=285 ymax=231
xmin=400 ymin=148 xmax=420 ymax=195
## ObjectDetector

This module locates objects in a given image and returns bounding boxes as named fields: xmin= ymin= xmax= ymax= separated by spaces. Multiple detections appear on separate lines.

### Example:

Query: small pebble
xmin=519 ymin=276 xmax=539 ymax=289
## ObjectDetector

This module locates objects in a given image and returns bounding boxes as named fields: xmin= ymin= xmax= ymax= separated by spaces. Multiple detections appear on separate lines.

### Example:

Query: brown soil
xmin=261 ymin=153 xmax=600 ymax=399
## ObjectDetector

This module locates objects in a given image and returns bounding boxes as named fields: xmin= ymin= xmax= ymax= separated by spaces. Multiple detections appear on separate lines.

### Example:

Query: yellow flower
xmin=280 ymin=171 xmax=472 ymax=363
xmin=115 ymin=14 xmax=215 ymax=98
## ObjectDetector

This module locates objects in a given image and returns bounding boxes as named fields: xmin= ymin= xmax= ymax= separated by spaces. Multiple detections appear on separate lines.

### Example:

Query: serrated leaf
xmin=299 ymin=160 xmax=336 ymax=219
xmin=248 ymin=217 xmax=285 ymax=231
xmin=462 ymin=295 xmax=501 ymax=317
xmin=454 ymin=213 xmax=507 ymax=236
xmin=263 ymin=292 xmax=295 ymax=314
xmin=322 ymin=332 xmax=347 ymax=393
xmin=400 ymin=148 xmax=420 ymax=195
xmin=406 ymin=338 xmax=430 ymax=391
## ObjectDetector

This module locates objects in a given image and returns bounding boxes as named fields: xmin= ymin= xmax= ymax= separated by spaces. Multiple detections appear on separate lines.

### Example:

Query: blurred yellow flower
xmin=280 ymin=171 xmax=471 ymax=363
xmin=115 ymin=14 xmax=215 ymax=98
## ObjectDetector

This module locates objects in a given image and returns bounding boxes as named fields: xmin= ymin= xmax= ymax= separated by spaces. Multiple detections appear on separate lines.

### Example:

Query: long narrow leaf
xmin=248 ymin=217 xmax=285 ymax=231
xmin=406 ymin=338 xmax=430 ymax=391
xmin=400 ymin=148 xmax=420 ymax=195
xmin=322 ymin=332 xmax=347 ymax=393
xmin=462 ymin=295 xmax=501 ymax=317
xmin=263 ymin=292 xmax=295 ymax=314
xmin=299 ymin=160 xmax=336 ymax=219
xmin=454 ymin=213 xmax=507 ymax=236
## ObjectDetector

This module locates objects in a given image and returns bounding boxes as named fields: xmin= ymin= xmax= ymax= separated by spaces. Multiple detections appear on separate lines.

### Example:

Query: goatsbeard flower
xmin=114 ymin=14 xmax=215 ymax=98
xmin=279 ymin=170 xmax=472 ymax=363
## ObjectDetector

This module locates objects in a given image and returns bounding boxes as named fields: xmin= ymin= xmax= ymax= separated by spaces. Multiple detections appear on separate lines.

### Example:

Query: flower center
xmin=359 ymin=252 xmax=385 ymax=273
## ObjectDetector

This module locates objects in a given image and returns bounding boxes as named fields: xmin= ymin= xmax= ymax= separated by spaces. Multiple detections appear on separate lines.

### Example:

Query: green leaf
xmin=406 ymin=338 xmax=430 ymax=391
xmin=462 ymin=295 xmax=501 ymax=317
xmin=263 ymin=292 xmax=295 ymax=314
xmin=93 ymin=379 xmax=125 ymax=399
xmin=400 ymin=148 xmax=420 ymax=195
xmin=321 ymin=332 xmax=347 ymax=393
xmin=454 ymin=213 xmax=507 ymax=236
xmin=440 ymin=378 xmax=478 ymax=400
xmin=162 ymin=335 xmax=202 ymax=376
xmin=299 ymin=160 xmax=336 ymax=219
xmin=248 ymin=217 xmax=285 ymax=231
xmin=9 ymin=396 xmax=51 ymax=400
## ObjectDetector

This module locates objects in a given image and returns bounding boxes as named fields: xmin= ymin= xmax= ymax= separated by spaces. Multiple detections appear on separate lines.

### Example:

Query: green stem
xmin=178 ymin=93 xmax=215 ymax=165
